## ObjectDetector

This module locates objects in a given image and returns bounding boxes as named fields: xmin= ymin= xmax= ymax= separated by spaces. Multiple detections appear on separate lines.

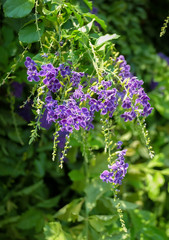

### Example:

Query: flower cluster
xmin=39 ymin=63 xmax=61 ymax=93
xmin=45 ymin=95 xmax=94 ymax=133
xmin=25 ymin=57 xmax=40 ymax=82
xmin=25 ymin=55 xmax=153 ymax=130
xmin=89 ymin=81 xmax=118 ymax=117
xmin=100 ymin=143 xmax=128 ymax=186
xmin=116 ymin=55 xmax=153 ymax=121
xmin=25 ymin=55 xmax=153 ymax=182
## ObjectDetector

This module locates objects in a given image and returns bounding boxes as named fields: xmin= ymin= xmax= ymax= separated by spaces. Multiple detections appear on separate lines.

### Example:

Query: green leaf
xmin=0 ymin=161 xmax=24 ymax=177
xmin=146 ymin=172 xmax=165 ymax=200
xmin=99 ymin=197 xmax=138 ymax=213
xmin=84 ymin=12 xmax=107 ymax=30
xmin=51 ymin=0 xmax=64 ymax=4
xmin=142 ymin=226 xmax=168 ymax=240
xmin=78 ymin=19 xmax=94 ymax=33
xmin=44 ymin=222 xmax=67 ymax=240
xmin=14 ymin=180 xmax=43 ymax=196
xmin=89 ymin=215 xmax=117 ymax=232
xmin=0 ymin=216 xmax=20 ymax=228
xmin=0 ymin=206 xmax=6 ymax=216
xmin=17 ymin=208 xmax=44 ymax=230
xmin=85 ymin=178 xmax=111 ymax=213
xmin=128 ymin=209 xmax=160 ymax=239
xmin=0 ymin=47 xmax=8 ymax=65
xmin=54 ymin=198 xmax=84 ymax=222
xmin=3 ymin=0 xmax=35 ymax=18
xmin=37 ymin=196 xmax=60 ymax=209
xmin=150 ymin=91 xmax=169 ymax=119
xmin=147 ymin=153 xmax=165 ymax=168
xmin=19 ymin=22 xmax=44 ymax=44
xmin=95 ymin=34 xmax=120 ymax=47
xmin=68 ymin=169 xmax=85 ymax=182
xmin=83 ymin=0 xmax=93 ymax=10
xmin=161 ymin=168 xmax=169 ymax=176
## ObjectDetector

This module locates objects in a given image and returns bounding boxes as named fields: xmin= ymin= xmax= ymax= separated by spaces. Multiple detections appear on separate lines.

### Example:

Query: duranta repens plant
xmin=2 ymin=0 xmax=155 ymax=239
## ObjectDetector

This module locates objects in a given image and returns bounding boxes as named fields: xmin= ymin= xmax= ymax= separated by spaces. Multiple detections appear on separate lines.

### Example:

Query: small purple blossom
xmin=73 ymin=85 xmax=84 ymax=99
xmin=89 ymin=99 xmax=101 ymax=112
xmin=121 ymin=111 xmax=134 ymax=122
xmin=27 ymin=69 xmax=40 ymax=82
xmin=101 ymin=80 xmax=112 ymax=89
xmin=70 ymin=71 xmax=84 ymax=87
xmin=100 ymin=170 xmax=114 ymax=183
xmin=117 ymin=141 xmax=123 ymax=149
xmin=25 ymin=57 xmax=37 ymax=71
xmin=122 ymin=97 xmax=131 ymax=109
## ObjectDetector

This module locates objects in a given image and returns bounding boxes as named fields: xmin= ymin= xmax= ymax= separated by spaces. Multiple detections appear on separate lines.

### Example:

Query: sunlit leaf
xmin=95 ymin=34 xmax=120 ymax=47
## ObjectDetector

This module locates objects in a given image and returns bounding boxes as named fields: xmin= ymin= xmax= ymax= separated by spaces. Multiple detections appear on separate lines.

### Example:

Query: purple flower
xmin=117 ymin=149 xmax=127 ymax=162
xmin=117 ymin=141 xmax=123 ymax=149
xmin=27 ymin=70 xmax=40 ymax=82
xmin=39 ymin=63 xmax=62 ymax=92
xmin=73 ymin=85 xmax=84 ymax=99
xmin=89 ymin=99 xmax=102 ymax=112
xmin=47 ymin=78 xmax=61 ymax=93
xmin=59 ymin=64 xmax=64 ymax=70
xmin=70 ymin=71 xmax=84 ymax=87
xmin=60 ymin=119 xmax=73 ymax=132
xmin=65 ymin=66 xmax=71 ymax=75
xmin=122 ymin=97 xmax=131 ymax=109
xmin=25 ymin=57 xmax=37 ymax=71
xmin=121 ymin=111 xmax=134 ymax=122
xmin=141 ymin=103 xmax=153 ymax=117
xmin=40 ymin=64 xmax=58 ymax=77
xmin=101 ymin=80 xmax=112 ymax=89
xmin=100 ymin=170 xmax=114 ymax=183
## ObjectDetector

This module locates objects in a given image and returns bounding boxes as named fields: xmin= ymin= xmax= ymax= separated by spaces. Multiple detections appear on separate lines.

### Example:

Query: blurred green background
xmin=0 ymin=0 xmax=169 ymax=239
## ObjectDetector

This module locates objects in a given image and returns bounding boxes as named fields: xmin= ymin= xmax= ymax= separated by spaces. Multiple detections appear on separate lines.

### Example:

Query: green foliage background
xmin=0 ymin=0 xmax=169 ymax=239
